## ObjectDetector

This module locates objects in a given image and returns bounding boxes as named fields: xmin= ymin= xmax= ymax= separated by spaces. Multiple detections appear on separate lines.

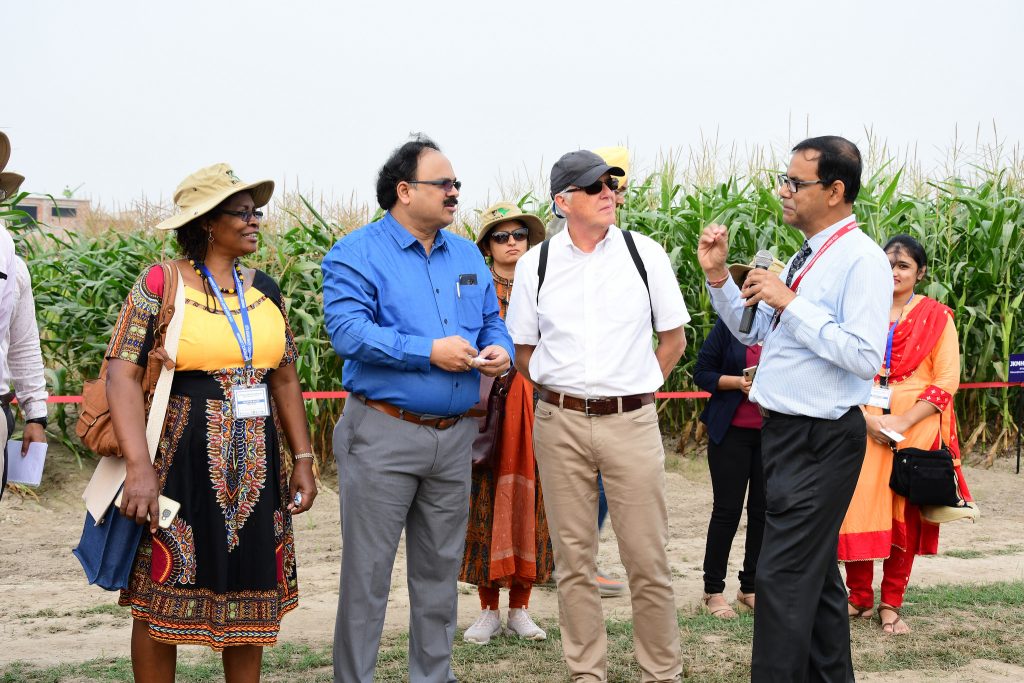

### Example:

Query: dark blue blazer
xmin=694 ymin=318 xmax=754 ymax=445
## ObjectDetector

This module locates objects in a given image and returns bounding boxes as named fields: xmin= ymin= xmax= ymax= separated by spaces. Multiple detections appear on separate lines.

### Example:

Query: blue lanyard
xmin=882 ymin=292 xmax=915 ymax=385
xmin=199 ymin=264 xmax=254 ymax=368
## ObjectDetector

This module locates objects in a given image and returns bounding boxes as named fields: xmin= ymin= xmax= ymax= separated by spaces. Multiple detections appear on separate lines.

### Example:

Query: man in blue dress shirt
xmin=698 ymin=136 xmax=891 ymax=682
xmin=322 ymin=135 xmax=513 ymax=683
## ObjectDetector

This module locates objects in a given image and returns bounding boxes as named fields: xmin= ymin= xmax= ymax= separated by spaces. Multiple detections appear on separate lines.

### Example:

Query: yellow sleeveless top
xmin=175 ymin=284 xmax=287 ymax=371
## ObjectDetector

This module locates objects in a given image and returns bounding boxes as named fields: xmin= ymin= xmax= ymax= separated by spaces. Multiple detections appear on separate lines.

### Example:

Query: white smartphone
xmin=880 ymin=428 xmax=906 ymax=443
xmin=113 ymin=491 xmax=181 ymax=529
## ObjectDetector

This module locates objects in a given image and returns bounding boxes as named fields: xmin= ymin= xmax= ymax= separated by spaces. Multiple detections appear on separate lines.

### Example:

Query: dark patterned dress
xmin=110 ymin=265 xmax=299 ymax=650
xmin=460 ymin=271 xmax=554 ymax=588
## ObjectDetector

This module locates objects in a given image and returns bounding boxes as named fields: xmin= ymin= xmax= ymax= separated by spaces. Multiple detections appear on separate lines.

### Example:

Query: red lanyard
xmin=787 ymin=219 xmax=858 ymax=292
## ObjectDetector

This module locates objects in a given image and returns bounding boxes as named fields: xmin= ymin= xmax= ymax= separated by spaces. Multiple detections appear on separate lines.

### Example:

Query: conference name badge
xmin=867 ymin=386 xmax=892 ymax=410
xmin=233 ymin=384 xmax=271 ymax=418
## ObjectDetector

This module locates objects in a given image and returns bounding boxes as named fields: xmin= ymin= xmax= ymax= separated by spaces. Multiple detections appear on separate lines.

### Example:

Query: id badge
xmin=867 ymin=386 xmax=892 ymax=410
xmin=233 ymin=384 xmax=271 ymax=418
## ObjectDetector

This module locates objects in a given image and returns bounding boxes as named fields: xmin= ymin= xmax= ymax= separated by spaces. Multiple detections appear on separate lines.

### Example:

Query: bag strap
xmin=536 ymin=239 xmax=550 ymax=305
xmin=83 ymin=263 xmax=185 ymax=524
xmin=144 ymin=263 xmax=184 ymax=464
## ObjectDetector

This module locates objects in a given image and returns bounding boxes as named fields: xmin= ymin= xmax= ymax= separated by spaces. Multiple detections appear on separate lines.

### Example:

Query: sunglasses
xmin=563 ymin=176 xmax=620 ymax=195
xmin=490 ymin=227 xmax=530 ymax=244
xmin=407 ymin=178 xmax=462 ymax=192
xmin=220 ymin=209 xmax=264 ymax=222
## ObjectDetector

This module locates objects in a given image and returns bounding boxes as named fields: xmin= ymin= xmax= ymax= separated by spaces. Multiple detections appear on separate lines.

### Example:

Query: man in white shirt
xmin=1 ymin=135 xmax=48 ymax=499
xmin=507 ymin=150 xmax=689 ymax=683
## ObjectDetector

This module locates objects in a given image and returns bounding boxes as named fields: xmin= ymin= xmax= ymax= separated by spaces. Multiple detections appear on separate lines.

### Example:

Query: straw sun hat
xmin=155 ymin=162 xmax=274 ymax=231
xmin=474 ymin=202 xmax=546 ymax=254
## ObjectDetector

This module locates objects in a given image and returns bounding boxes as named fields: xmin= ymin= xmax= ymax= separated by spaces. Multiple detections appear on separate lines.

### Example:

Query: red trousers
xmin=478 ymin=583 xmax=532 ymax=610
xmin=844 ymin=545 xmax=916 ymax=608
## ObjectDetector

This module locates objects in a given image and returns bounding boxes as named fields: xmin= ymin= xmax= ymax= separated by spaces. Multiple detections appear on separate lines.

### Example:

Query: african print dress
xmin=110 ymin=265 xmax=299 ymax=650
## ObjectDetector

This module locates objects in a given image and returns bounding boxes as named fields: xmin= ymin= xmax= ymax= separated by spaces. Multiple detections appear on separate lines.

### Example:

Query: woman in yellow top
xmin=107 ymin=163 xmax=317 ymax=682
xmin=838 ymin=234 xmax=974 ymax=635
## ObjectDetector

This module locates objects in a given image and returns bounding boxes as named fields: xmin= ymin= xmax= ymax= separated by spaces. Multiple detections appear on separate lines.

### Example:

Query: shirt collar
xmin=556 ymin=222 xmax=619 ymax=253
xmin=382 ymin=211 xmax=447 ymax=251
xmin=807 ymin=213 xmax=857 ymax=251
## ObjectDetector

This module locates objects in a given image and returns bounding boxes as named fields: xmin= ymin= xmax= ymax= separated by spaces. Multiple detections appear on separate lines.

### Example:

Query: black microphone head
xmin=753 ymin=250 xmax=774 ymax=269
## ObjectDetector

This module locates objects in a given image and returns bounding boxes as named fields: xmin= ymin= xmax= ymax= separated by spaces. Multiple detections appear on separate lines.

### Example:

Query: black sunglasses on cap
xmin=490 ymin=227 xmax=530 ymax=244
xmin=563 ymin=177 xmax=619 ymax=195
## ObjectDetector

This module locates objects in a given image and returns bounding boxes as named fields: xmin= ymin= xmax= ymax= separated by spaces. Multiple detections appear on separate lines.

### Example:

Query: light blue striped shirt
xmin=708 ymin=215 xmax=892 ymax=419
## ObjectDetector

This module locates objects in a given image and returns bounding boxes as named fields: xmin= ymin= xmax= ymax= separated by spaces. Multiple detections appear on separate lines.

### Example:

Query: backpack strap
xmin=621 ymin=230 xmax=655 ymax=329
xmin=536 ymin=238 xmax=551 ymax=305
xmin=536 ymin=230 xmax=655 ymax=328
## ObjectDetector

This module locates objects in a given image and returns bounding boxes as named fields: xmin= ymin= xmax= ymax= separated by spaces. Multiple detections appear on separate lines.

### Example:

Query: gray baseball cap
xmin=550 ymin=150 xmax=624 ymax=197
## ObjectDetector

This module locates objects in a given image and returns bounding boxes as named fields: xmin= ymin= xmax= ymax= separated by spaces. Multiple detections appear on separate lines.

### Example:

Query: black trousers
xmin=751 ymin=408 xmax=866 ymax=683
xmin=0 ymin=404 xmax=13 ymax=502
xmin=702 ymin=425 xmax=765 ymax=595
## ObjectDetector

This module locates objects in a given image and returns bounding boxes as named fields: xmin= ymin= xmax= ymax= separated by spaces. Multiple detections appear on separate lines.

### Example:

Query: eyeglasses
xmin=777 ymin=174 xmax=829 ymax=194
xmin=563 ymin=177 xmax=619 ymax=195
xmin=220 ymin=209 xmax=264 ymax=222
xmin=490 ymin=227 xmax=530 ymax=244
xmin=407 ymin=178 xmax=461 ymax=192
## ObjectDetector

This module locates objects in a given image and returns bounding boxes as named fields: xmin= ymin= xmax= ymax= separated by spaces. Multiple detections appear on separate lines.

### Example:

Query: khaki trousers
xmin=534 ymin=400 xmax=682 ymax=683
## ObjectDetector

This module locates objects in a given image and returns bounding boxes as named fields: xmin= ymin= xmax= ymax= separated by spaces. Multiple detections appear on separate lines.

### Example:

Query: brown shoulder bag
xmin=75 ymin=262 xmax=178 ymax=456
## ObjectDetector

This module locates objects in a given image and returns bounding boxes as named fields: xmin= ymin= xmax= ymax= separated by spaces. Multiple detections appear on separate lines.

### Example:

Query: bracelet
xmin=293 ymin=452 xmax=315 ymax=461
xmin=707 ymin=273 xmax=730 ymax=288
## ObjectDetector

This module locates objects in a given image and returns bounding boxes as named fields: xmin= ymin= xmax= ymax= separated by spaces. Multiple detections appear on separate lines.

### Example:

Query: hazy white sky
xmin=4 ymin=0 xmax=1023 ymax=215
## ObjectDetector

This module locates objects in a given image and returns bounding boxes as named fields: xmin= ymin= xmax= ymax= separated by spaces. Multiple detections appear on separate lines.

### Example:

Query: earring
xmin=208 ymin=229 xmax=214 ymax=244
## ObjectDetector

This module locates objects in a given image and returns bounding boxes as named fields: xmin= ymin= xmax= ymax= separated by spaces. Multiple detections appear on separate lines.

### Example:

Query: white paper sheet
xmin=5 ymin=440 xmax=47 ymax=486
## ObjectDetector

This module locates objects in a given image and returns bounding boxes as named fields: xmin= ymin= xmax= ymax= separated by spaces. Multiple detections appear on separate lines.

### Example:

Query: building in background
xmin=12 ymin=196 xmax=92 ymax=234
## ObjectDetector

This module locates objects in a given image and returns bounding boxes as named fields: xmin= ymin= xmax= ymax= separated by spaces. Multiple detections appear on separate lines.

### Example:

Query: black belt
xmin=757 ymin=405 xmax=786 ymax=419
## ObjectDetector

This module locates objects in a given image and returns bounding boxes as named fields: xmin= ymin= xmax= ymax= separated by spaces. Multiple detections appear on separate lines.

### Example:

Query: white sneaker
xmin=463 ymin=609 xmax=502 ymax=645
xmin=506 ymin=608 xmax=546 ymax=641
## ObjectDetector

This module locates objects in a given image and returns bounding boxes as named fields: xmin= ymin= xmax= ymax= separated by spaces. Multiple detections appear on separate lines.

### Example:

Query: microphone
xmin=739 ymin=249 xmax=774 ymax=334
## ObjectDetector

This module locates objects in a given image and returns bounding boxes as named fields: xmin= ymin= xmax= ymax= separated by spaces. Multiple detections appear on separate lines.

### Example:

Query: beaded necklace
xmin=190 ymin=259 xmax=244 ymax=294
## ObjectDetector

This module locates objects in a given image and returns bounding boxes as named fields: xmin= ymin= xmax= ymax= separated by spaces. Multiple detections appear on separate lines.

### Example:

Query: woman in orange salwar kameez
xmin=460 ymin=203 xmax=554 ymax=645
xmin=839 ymin=234 xmax=974 ymax=634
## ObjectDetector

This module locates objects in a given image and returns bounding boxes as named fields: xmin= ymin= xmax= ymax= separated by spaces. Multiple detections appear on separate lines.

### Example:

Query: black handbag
xmin=887 ymin=412 xmax=962 ymax=507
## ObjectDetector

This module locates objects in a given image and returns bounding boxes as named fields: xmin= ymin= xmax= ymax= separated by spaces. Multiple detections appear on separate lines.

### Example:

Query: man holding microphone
xmin=697 ymin=136 xmax=891 ymax=682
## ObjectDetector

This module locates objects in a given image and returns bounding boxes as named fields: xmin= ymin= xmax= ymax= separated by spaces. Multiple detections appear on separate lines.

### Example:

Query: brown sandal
xmin=702 ymin=592 xmax=738 ymax=619
xmin=735 ymin=590 xmax=755 ymax=613
xmin=878 ymin=603 xmax=910 ymax=634
xmin=848 ymin=602 xmax=873 ymax=620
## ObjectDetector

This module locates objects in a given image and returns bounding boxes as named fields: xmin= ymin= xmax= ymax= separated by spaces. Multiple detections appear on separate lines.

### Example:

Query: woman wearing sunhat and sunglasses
xmin=106 ymin=163 xmax=317 ymax=681
xmin=459 ymin=202 xmax=555 ymax=645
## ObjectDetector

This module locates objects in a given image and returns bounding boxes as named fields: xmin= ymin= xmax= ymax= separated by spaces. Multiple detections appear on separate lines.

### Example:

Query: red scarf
xmin=880 ymin=296 xmax=953 ymax=384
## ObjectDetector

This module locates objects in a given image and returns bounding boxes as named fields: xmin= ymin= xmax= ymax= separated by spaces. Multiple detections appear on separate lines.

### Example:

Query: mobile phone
xmin=113 ymin=491 xmax=181 ymax=529
xmin=742 ymin=365 xmax=758 ymax=381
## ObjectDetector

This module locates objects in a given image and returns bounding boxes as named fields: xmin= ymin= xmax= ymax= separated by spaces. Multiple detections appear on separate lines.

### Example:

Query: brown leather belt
xmin=537 ymin=388 xmax=655 ymax=416
xmin=361 ymin=396 xmax=483 ymax=431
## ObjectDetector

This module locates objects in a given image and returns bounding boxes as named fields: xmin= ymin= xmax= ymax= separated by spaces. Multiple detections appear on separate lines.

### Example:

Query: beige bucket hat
xmin=729 ymin=254 xmax=787 ymax=286
xmin=0 ymin=132 xmax=24 ymax=201
xmin=475 ymin=202 xmax=545 ymax=254
xmin=155 ymin=162 xmax=274 ymax=231
xmin=921 ymin=501 xmax=980 ymax=524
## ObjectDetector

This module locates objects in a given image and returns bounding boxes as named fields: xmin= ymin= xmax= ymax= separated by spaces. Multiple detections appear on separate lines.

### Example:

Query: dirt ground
xmin=2 ymin=442 xmax=1023 ymax=680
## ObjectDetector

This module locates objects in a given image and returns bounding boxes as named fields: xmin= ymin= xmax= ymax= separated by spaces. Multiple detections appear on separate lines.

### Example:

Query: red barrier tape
xmin=33 ymin=382 xmax=1024 ymax=404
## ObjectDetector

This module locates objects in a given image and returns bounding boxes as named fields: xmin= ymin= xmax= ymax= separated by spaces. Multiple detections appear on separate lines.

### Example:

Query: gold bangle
xmin=293 ymin=452 xmax=315 ymax=461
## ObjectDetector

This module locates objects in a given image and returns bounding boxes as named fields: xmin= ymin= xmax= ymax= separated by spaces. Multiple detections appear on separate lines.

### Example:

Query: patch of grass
xmin=77 ymin=603 xmax=127 ymax=617
xmin=943 ymin=543 xmax=1024 ymax=560
xmin=4 ymin=582 xmax=1023 ymax=681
